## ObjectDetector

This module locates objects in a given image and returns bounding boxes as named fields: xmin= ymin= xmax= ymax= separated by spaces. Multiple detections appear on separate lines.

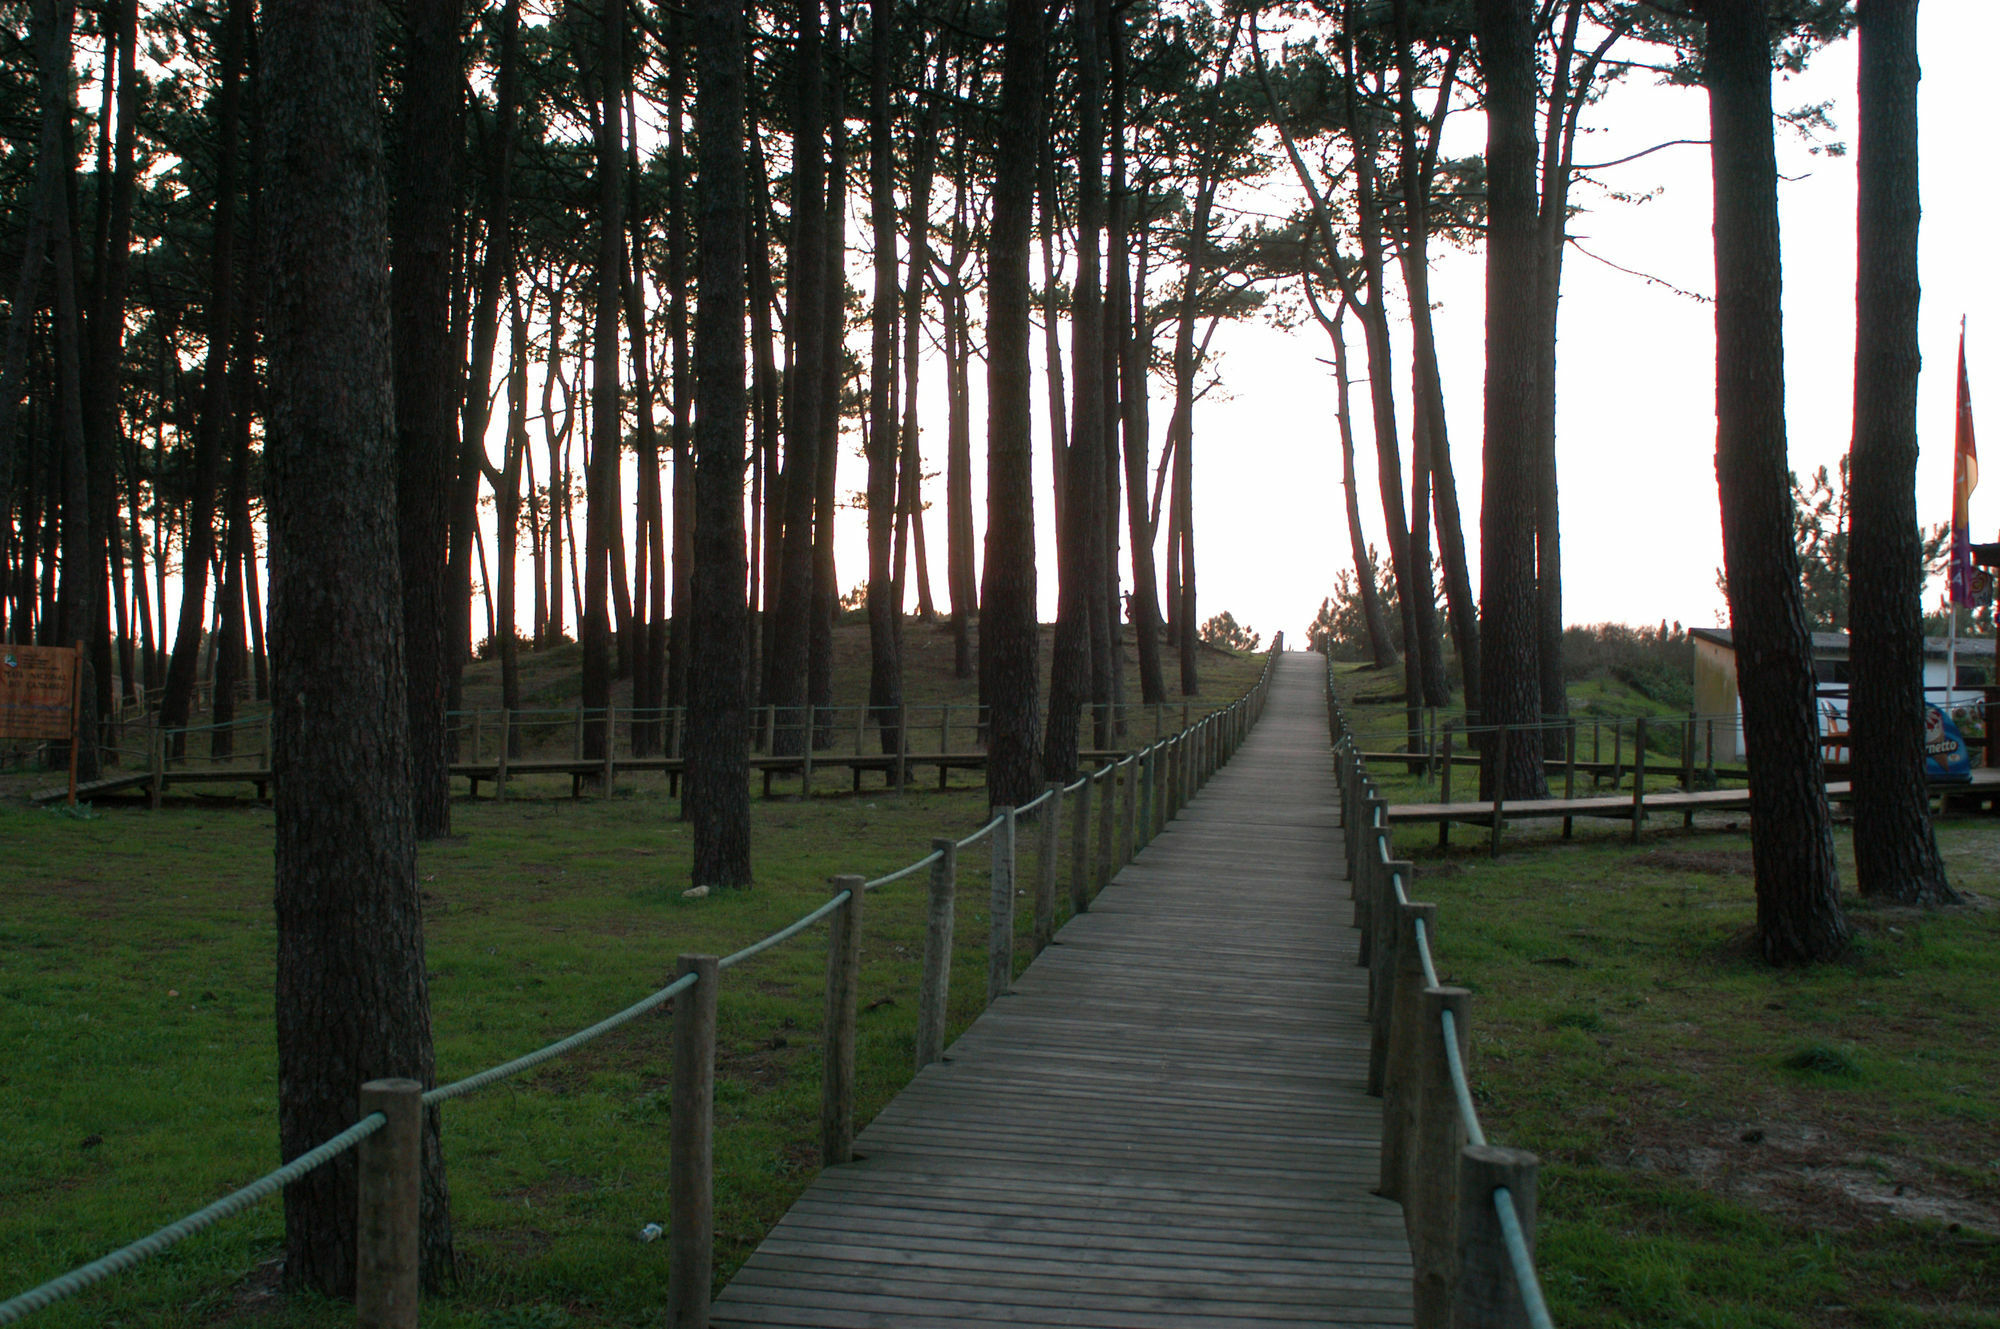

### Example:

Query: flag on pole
xmin=1950 ymin=323 xmax=1979 ymax=606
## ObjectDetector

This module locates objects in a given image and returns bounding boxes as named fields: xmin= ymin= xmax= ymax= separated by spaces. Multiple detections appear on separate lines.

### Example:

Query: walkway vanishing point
xmin=712 ymin=653 xmax=1412 ymax=1328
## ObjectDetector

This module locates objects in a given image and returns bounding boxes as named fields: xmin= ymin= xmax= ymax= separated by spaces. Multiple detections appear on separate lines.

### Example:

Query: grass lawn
xmin=0 ymin=629 xmax=1265 ymax=1328
xmin=1332 ymin=663 xmax=2000 ymax=1329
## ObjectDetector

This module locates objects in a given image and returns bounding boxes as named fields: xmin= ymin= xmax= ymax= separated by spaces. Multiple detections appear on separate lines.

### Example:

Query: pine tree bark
xmin=262 ymin=0 xmax=451 ymax=1290
xmin=808 ymin=24 xmax=847 ymax=743
xmin=865 ymin=0 xmax=904 ymax=762
xmin=1703 ymin=0 xmax=1848 ymax=962
xmin=982 ymin=0 xmax=1050 ymax=807
xmin=580 ymin=0 xmax=625 ymax=763
xmin=1308 ymin=283 xmax=1397 ymax=671
xmin=392 ymin=0 xmax=463 ymax=838
xmin=687 ymin=0 xmax=752 ymax=886
xmin=1848 ymin=0 xmax=1954 ymax=906
xmin=1476 ymin=0 xmax=1546 ymax=799
xmin=767 ymin=0 xmax=829 ymax=753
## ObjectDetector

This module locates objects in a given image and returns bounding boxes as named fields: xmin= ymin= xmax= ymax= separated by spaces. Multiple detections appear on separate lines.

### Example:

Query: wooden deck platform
xmin=712 ymin=653 xmax=1410 ymax=1328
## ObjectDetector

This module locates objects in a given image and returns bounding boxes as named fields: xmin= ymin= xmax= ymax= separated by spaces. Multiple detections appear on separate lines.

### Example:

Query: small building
xmin=1689 ymin=627 xmax=1992 ymax=764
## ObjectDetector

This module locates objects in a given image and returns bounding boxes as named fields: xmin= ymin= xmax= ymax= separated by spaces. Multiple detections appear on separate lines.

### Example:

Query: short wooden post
xmin=1455 ymin=1145 xmax=1540 ymax=1329
xmin=496 ymin=709 xmax=512 ymax=800
xmin=987 ymin=809 xmax=1017 ymax=1003
xmin=915 ymin=840 xmax=957 ymax=1069
xmin=1611 ymin=721 xmax=1623 ymax=787
xmin=1411 ymin=988 xmax=1472 ymax=1329
xmin=1630 ymin=715 xmax=1647 ymax=844
xmin=1380 ymin=901 xmax=1438 ymax=1203
xmin=894 ymin=704 xmax=909 ymax=791
xmin=669 ymin=953 xmax=718 ymax=1329
xmin=1563 ymin=719 xmax=1577 ymax=839
xmin=1437 ymin=728 xmax=1454 ymax=848
xmin=1141 ymin=749 xmax=1156 ymax=846
xmin=574 ymin=704 xmax=585 ymax=759
xmin=1121 ymin=757 xmax=1138 ymax=866
xmin=1682 ymin=713 xmax=1697 ymax=828
xmin=1096 ymin=764 xmax=1116 ymax=892
xmin=761 ymin=704 xmax=775 ymax=754
xmin=602 ymin=703 xmax=617 ymax=796
xmin=148 ymin=725 xmax=164 ymax=810
xmin=1367 ymin=857 xmax=1414 ymax=1097
xmin=469 ymin=710 xmax=482 ymax=765
xmin=1033 ymin=784 xmax=1061 ymax=953
xmin=1706 ymin=717 xmax=1717 ymax=778
xmin=822 ymin=876 xmax=864 ymax=1166
xmin=801 ymin=704 xmax=815 ymax=798
xmin=938 ymin=704 xmax=951 ymax=789
xmin=1070 ymin=774 xmax=1092 ymax=915
xmin=1490 ymin=725 xmax=1509 ymax=858
xmin=356 ymin=1077 xmax=422 ymax=1329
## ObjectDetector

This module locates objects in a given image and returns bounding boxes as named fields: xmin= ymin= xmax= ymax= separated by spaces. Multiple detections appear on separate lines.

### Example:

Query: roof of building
xmin=1689 ymin=626 xmax=1996 ymax=659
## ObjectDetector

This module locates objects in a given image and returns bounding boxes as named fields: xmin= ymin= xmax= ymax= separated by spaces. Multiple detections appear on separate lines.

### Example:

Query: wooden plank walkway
xmin=712 ymin=653 xmax=1410 ymax=1328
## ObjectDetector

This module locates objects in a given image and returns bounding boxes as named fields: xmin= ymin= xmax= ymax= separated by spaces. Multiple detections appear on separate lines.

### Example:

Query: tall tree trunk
xmin=1038 ymin=111 xmax=1069 ymax=530
xmin=982 ymin=0 xmax=1049 ymax=807
xmin=746 ymin=126 xmax=781 ymax=703
xmin=667 ymin=14 xmax=695 ymax=720
xmin=1046 ymin=0 xmax=1105 ymax=782
xmin=895 ymin=42 xmax=941 ymax=625
xmin=263 ymin=0 xmax=451 ymax=1291
xmin=37 ymin=0 xmax=98 ymax=780
xmin=581 ymin=0 xmax=625 ymax=762
xmin=865 ymin=0 xmax=903 ymax=762
xmin=624 ymin=83 xmax=666 ymax=754
xmin=499 ymin=293 xmax=527 ymax=738
xmin=1309 ymin=282 xmax=1397 ymax=670
xmin=160 ymin=0 xmax=245 ymax=760
xmin=393 ymin=0 xmax=463 ymax=838
xmin=688 ymin=0 xmax=753 ymax=885
xmin=1100 ymin=5 xmax=1130 ymax=737
xmin=946 ymin=277 xmax=975 ymax=678
xmin=768 ymin=0 xmax=828 ymax=755
xmin=1475 ymin=0 xmax=1545 ymax=799
xmin=1703 ymin=0 xmax=1848 ymax=962
xmin=1847 ymin=0 xmax=1954 ymax=906
xmin=808 ymin=17 xmax=846 ymax=743
xmin=1117 ymin=153 xmax=1163 ymax=700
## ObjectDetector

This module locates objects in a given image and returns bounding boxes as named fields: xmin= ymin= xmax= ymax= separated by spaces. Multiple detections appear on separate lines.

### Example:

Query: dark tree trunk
xmin=687 ymin=0 xmax=752 ymax=886
xmin=1310 ymin=284 xmax=1397 ymax=671
xmin=946 ymin=276 xmax=975 ymax=679
xmin=624 ymin=83 xmax=666 ymax=755
xmin=1046 ymin=0 xmax=1105 ymax=782
xmin=982 ymin=0 xmax=1049 ymax=807
xmin=1704 ymin=0 xmax=1848 ymax=962
xmin=1037 ymin=113 xmax=1069 ymax=530
xmin=581 ymin=0 xmax=625 ymax=762
xmin=1475 ymin=0 xmax=1546 ymax=799
xmin=1121 ymin=189 xmax=1164 ymax=705
xmin=865 ymin=0 xmax=903 ymax=762
xmin=392 ymin=0 xmax=463 ymax=839
xmin=894 ymin=59 xmax=938 ymax=625
xmin=768 ymin=0 xmax=828 ymax=754
xmin=499 ymin=295 xmax=527 ymax=736
xmin=262 ymin=0 xmax=451 ymax=1291
xmin=667 ymin=15 xmax=695 ymax=720
xmin=212 ymin=315 xmax=259 ymax=757
xmin=745 ymin=125 xmax=780 ymax=703
xmin=1100 ymin=6 xmax=1130 ymax=738
xmin=161 ymin=0 xmax=245 ymax=760
xmin=1847 ymin=0 xmax=1954 ymax=906
xmin=808 ymin=21 xmax=846 ymax=743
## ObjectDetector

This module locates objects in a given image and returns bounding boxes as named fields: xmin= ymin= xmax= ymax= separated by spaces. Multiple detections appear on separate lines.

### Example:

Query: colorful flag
xmin=1950 ymin=324 xmax=1978 ymax=606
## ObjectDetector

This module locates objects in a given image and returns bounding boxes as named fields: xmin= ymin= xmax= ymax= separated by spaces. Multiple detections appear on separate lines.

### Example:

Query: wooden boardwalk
xmin=712 ymin=653 xmax=1410 ymax=1328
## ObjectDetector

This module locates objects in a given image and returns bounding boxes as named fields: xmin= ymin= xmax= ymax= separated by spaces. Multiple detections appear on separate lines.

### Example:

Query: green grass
xmin=1331 ymin=664 xmax=2000 ymax=1328
xmin=0 ymin=629 xmax=1267 ymax=1327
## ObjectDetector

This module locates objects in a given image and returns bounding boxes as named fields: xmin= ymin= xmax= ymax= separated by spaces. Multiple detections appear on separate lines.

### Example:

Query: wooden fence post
xmin=916 ymin=841 xmax=957 ymax=1070
xmin=1070 ymin=775 xmax=1092 ymax=915
xmin=148 ymin=725 xmax=164 ymax=810
xmin=356 ymin=1077 xmax=422 ymax=1329
xmin=895 ymin=704 xmax=909 ymax=792
xmin=1682 ymin=714 xmax=1696 ymax=828
xmin=1437 ymin=728 xmax=1454 ymax=848
xmin=1490 ymin=725 xmax=1509 ymax=859
xmin=669 ymin=953 xmax=718 ymax=1329
xmin=1367 ymin=857 xmax=1414 ymax=1097
xmin=801 ymin=705 xmax=815 ymax=798
xmin=822 ymin=876 xmax=864 ymax=1166
xmin=987 ymin=809 xmax=1017 ymax=1003
xmin=1141 ymin=749 xmax=1156 ymax=847
xmin=1034 ymin=784 xmax=1061 ymax=953
xmin=1412 ymin=987 xmax=1471 ymax=1329
xmin=939 ymin=704 xmax=951 ymax=789
xmin=574 ymin=704 xmax=585 ymax=759
xmin=1630 ymin=715 xmax=1647 ymax=844
xmin=1381 ymin=901 xmax=1438 ymax=1203
xmin=602 ymin=704 xmax=617 ymax=796
xmin=1121 ymin=757 xmax=1138 ymax=866
xmin=1096 ymin=765 xmax=1116 ymax=892
xmin=1455 ymin=1146 xmax=1540 ymax=1329
xmin=1563 ymin=720 xmax=1577 ymax=840
xmin=496 ymin=709 xmax=511 ymax=800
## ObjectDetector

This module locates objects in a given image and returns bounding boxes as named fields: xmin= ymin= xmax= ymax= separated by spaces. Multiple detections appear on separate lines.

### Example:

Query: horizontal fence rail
xmin=0 ymin=645 xmax=1283 ymax=1328
xmin=1327 ymin=658 xmax=1557 ymax=1329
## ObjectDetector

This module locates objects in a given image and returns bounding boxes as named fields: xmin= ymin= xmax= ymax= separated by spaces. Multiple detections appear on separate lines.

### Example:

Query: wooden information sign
xmin=0 ymin=642 xmax=83 ymax=803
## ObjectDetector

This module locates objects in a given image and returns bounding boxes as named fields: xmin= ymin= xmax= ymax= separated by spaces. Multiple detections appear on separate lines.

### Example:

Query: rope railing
xmin=1327 ymin=655 xmax=1557 ymax=1329
xmin=2 ymin=646 xmax=1286 ymax=1329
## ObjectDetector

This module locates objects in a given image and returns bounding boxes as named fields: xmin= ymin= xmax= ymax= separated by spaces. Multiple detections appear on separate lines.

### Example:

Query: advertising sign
xmin=0 ymin=644 xmax=80 ymax=741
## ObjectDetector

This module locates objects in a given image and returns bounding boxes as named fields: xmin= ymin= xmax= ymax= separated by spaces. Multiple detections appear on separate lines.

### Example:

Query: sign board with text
xmin=0 ymin=644 xmax=81 ymax=741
